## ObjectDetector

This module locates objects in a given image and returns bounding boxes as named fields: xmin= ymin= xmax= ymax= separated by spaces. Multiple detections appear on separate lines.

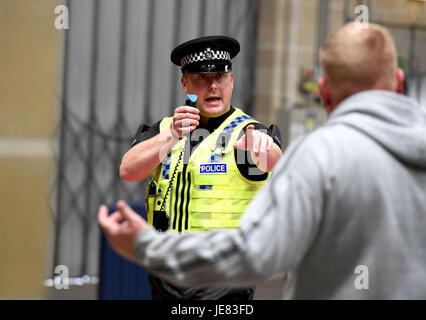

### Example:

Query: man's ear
xmin=395 ymin=68 xmax=405 ymax=94
xmin=318 ymin=77 xmax=333 ymax=114
xmin=181 ymin=74 xmax=188 ymax=93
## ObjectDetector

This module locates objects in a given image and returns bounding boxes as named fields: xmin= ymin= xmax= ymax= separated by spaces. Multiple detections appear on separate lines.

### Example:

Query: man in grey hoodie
xmin=98 ymin=22 xmax=426 ymax=299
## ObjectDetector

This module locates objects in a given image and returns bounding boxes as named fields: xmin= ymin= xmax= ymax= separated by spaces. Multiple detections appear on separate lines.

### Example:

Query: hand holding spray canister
xmin=153 ymin=94 xmax=198 ymax=232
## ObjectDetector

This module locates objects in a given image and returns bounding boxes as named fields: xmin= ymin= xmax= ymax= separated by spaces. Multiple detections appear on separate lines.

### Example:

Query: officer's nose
xmin=207 ymin=77 xmax=218 ymax=91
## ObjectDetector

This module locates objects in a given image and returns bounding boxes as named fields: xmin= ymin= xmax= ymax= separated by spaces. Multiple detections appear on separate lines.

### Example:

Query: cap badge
xmin=204 ymin=48 xmax=213 ymax=60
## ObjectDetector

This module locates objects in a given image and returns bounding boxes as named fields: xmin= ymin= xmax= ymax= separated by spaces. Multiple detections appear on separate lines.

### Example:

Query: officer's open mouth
xmin=205 ymin=97 xmax=221 ymax=103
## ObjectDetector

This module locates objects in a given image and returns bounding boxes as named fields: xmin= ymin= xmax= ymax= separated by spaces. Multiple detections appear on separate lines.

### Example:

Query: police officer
xmin=119 ymin=36 xmax=282 ymax=300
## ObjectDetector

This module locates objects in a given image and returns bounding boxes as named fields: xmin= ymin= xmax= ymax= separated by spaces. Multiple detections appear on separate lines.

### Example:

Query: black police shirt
xmin=131 ymin=107 xmax=282 ymax=181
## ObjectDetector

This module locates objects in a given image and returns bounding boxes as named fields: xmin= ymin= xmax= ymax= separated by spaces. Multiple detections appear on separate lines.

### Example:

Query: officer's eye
xmin=216 ymin=73 xmax=227 ymax=82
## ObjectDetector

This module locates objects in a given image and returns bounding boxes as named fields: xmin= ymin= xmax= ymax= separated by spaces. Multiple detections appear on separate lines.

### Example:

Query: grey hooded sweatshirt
xmin=133 ymin=90 xmax=426 ymax=299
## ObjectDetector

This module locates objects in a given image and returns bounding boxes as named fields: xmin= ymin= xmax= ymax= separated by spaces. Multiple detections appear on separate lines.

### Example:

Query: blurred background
xmin=1 ymin=0 xmax=425 ymax=299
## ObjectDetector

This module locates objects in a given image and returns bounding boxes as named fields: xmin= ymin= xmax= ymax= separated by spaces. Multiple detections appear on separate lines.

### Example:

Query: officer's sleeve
xmin=234 ymin=123 xmax=282 ymax=181
xmin=131 ymin=121 xmax=161 ymax=148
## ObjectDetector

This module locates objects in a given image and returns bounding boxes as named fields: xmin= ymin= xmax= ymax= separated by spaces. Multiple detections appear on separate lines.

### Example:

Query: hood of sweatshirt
xmin=326 ymin=90 xmax=426 ymax=169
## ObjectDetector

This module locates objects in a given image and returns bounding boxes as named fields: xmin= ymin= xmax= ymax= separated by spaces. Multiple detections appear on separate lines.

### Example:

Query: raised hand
xmin=233 ymin=125 xmax=273 ymax=156
xmin=98 ymin=200 xmax=147 ymax=261
xmin=171 ymin=106 xmax=200 ymax=138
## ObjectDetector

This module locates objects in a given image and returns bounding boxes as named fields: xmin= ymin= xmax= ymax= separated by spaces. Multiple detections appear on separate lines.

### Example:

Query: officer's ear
xmin=229 ymin=72 xmax=234 ymax=89
xmin=181 ymin=73 xmax=188 ymax=94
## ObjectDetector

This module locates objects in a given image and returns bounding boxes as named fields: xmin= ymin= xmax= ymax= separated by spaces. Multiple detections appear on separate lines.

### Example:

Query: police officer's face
xmin=181 ymin=72 xmax=234 ymax=118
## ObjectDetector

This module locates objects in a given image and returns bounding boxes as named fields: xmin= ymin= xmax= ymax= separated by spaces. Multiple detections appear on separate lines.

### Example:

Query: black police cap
xmin=170 ymin=35 xmax=240 ymax=74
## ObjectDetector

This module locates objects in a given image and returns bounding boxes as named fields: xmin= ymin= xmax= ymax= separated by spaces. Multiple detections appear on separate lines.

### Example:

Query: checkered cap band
xmin=180 ymin=48 xmax=231 ymax=68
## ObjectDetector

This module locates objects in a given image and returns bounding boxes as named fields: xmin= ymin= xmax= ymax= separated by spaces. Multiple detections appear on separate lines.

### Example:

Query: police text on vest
xmin=199 ymin=163 xmax=227 ymax=174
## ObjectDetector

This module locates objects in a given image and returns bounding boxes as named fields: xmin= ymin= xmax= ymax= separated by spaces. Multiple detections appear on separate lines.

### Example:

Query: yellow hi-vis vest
xmin=145 ymin=107 xmax=270 ymax=233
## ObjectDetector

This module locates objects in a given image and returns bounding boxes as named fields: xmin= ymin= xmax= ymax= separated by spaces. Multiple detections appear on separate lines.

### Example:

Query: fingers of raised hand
xmin=98 ymin=205 xmax=118 ymax=236
xmin=173 ymin=118 xmax=199 ymax=128
xmin=174 ymin=106 xmax=200 ymax=115
xmin=252 ymin=132 xmax=261 ymax=155
xmin=172 ymin=107 xmax=200 ymax=137
xmin=259 ymin=134 xmax=273 ymax=154
xmin=266 ymin=136 xmax=273 ymax=151
xmin=258 ymin=133 xmax=274 ymax=154
xmin=172 ymin=121 xmax=198 ymax=138
xmin=245 ymin=125 xmax=255 ymax=138
xmin=109 ymin=211 xmax=125 ymax=224
xmin=173 ymin=111 xmax=200 ymax=121
xmin=234 ymin=126 xmax=259 ymax=151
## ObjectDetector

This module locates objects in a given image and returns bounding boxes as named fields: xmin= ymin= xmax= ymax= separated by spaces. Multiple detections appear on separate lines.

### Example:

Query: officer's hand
xmin=98 ymin=200 xmax=147 ymax=261
xmin=172 ymin=106 xmax=200 ymax=138
xmin=233 ymin=124 xmax=273 ymax=157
